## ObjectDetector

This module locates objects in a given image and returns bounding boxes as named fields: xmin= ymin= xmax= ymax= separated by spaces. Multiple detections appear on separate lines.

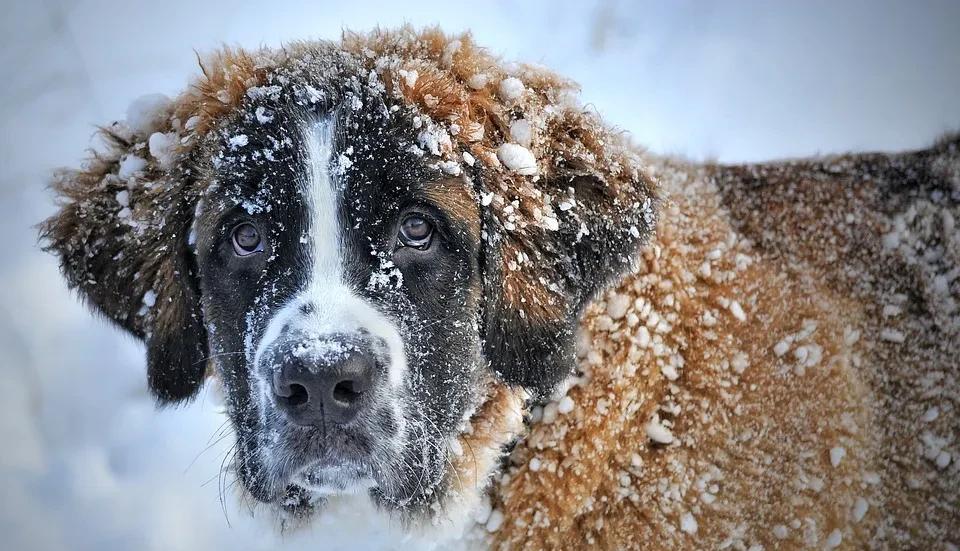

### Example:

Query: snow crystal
xmin=679 ymin=512 xmax=698 ymax=535
xmin=541 ymin=401 xmax=558 ymax=424
xmin=728 ymin=300 xmax=747 ymax=321
xmin=557 ymin=396 xmax=575 ymax=415
xmin=436 ymin=160 xmax=461 ymax=176
xmin=337 ymin=152 xmax=354 ymax=175
xmin=607 ymin=293 xmax=633 ymax=320
xmin=398 ymin=68 xmax=418 ymax=88
xmin=852 ymin=497 xmax=869 ymax=522
xmin=921 ymin=407 xmax=940 ymax=422
xmin=498 ymin=77 xmax=525 ymax=103
xmin=635 ymin=326 xmax=651 ymax=348
xmin=825 ymin=529 xmax=843 ymax=548
xmin=229 ymin=134 xmax=249 ymax=149
xmin=645 ymin=416 xmax=674 ymax=444
xmin=141 ymin=290 xmax=157 ymax=308
xmin=472 ymin=498 xmax=493 ymax=526
xmin=148 ymin=131 xmax=178 ymax=169
xmin=466 ymin=73 xmax=489 ymax=90
xmin=117 ymin=155 xmax=147 ymax=180
xmin=731 ymin=352 xmax=749 ymax=374
xmin=773 ymin=337 xmax=792 ymax=357
xmin=246 ymin=84 xmax=283 ymax=100
xmin=115 ymin=190 xmax=129 ymax=207
xmin=254 ymin=106 xmax=274 ymax=124
xmin=661 ymin=364 xmax=679 ymax=381
xmin=880 ymin=328 xmax=906 ymax=343
xmin=773 ymin=525 xmax=789 ymax=539
xmin=882 ymin=304 xmax=902 ymax=317
xmin=462 ymin=151 xmax=475 ymax=166
xmin=936 ymin=451 xmax=952 ymax=469
xmin=829 ymin=446 xmax=846 ymax=467
xmin=528 ymin=457 xmax=542 ymax=472
xmin=417 ymin=126 xmax=452 ymax=157
xmin=497 ymin=143 xmax=538 ymax=175
xmin=509 ymin=119 xmax=533 ymax=147
xmin=184 ymin=115 xmax=200 ymax=131
xmin=480 ymin=192 xmax=495 ymax=207
xmin=485 ymin=509 xmax=504 ymax=532
xmin=125 ymin=93 xmax=171 ymax=136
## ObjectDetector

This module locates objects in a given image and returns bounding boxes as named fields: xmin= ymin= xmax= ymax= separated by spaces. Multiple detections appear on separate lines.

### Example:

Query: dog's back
xmin=711 ymin=136 xmax=959 ymax=548
xmin=488 ymin=137 xmax=959 ymax=549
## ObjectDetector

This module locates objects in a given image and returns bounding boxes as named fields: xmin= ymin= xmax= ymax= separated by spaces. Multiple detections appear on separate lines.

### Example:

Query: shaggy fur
xmin=41 ymin=26 xmax=957 ymax=549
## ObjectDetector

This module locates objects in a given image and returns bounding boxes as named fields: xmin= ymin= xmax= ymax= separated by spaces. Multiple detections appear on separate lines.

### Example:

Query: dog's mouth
xmin=271 ymin=457 xmax=380 ymax=519
xmin=295 ymin=459 xmax=377 ymax=495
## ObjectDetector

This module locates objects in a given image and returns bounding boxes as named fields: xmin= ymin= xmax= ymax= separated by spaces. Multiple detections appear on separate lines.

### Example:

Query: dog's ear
xmin=39 ymin=46 xmax=268 ymax=404
xmin=479 ymin=165 xmax=656 ymax=399
xmin=41 ymin=123 xmax=208 ymax=405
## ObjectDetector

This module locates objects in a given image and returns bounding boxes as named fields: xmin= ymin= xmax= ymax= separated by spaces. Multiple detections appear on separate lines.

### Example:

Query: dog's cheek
xmin=483 ymin=272 xmax=577 ymax=397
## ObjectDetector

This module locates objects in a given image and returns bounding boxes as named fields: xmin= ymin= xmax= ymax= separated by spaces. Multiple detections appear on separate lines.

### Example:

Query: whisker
xmin=193 ymin=350 xmax=247 ymax=366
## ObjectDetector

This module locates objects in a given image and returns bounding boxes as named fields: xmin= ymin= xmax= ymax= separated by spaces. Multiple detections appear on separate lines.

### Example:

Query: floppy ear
xmin=480 ymin=167 xmax=656 ymax=399
xmin=40 ymin=123 xmax=208 ymax=404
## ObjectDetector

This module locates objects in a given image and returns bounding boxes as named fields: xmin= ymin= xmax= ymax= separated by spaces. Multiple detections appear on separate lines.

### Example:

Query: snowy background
xmin=1 ymin=1 xmax=958 ymax=549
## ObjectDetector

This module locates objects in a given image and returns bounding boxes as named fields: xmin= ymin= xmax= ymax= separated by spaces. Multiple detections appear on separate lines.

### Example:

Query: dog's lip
xmin=294 ymin=458 xmax=376 ymax=495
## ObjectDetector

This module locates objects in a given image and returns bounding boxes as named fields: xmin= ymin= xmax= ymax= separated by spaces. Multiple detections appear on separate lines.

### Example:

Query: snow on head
xmin=148 ymin=131 xmax=178 ymax=169
xmin=496 ymin=143 xmax=538 ymax=175
xmin=509 ymin=119 xmax=533 ymax=147
xmin=117 ymin=155 xmax=147 ymax=180
xmin=498 ymin=77 xmax=525 ymax=104
xmin=125 ymin=93 xmax=172 ymax=137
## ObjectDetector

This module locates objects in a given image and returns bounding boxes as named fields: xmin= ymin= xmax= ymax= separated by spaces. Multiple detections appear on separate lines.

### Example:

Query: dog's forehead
xmin=202 ymin=84 xmax=445 ymax=214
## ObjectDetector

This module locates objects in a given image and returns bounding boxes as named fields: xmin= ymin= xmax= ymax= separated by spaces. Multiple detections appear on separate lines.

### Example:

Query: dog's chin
xmin=273 ymin=478 xmax=378 ymax=525
xmin=296 ymin=460 xmax=377 ymax=496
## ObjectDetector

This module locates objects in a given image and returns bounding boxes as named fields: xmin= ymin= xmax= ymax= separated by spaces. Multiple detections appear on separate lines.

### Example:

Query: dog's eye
xmin=398 ymin=214 xmax=433 ymax=250
xmin=232 ymin=223 xmax=263 ymax=256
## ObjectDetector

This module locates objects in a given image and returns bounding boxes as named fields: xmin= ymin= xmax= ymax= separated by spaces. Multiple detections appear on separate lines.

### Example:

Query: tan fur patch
xmin=451 ymin=383 xmax=527 ymax=495
xmin=421 ymin=177 xmax=482 ymax=240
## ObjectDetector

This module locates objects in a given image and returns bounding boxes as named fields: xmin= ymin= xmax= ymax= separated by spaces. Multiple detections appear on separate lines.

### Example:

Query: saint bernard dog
xmin=42 ymin=27 xmax=958 ymax=549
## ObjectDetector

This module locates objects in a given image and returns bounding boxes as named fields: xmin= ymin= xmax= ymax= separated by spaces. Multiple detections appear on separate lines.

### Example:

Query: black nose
xmin=271 ymin=344 xmax=376 ymax=426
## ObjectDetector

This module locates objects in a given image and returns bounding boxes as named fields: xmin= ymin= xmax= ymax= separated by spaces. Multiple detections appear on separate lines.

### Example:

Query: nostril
xmin=285 ymin=383 xmax=309 ymax=407
xmin=332 ymin=380 xmax=363 ymax=405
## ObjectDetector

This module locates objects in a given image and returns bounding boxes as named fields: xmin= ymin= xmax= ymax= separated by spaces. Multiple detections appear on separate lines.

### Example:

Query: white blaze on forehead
xmin=303 ymin=117 xmax=343 ymax=284
xmin=252 ymin=116 xmax=407 ymax=389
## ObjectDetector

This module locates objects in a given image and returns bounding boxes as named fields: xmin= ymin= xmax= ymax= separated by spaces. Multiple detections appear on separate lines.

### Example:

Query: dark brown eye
xmin=232 ymin=222 xmax=263 ymax=255
xmin=398 ymin=214 xmax=433 ymax=249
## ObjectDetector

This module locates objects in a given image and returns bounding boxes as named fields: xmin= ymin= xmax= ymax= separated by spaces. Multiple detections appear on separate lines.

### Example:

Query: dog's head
xmin=41 ymin=28 xmax=656 ymax=528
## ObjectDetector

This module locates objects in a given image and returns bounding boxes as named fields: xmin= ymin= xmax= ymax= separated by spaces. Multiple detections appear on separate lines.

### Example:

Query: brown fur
xmin=422 ymin=177 xmax=483 ymax=241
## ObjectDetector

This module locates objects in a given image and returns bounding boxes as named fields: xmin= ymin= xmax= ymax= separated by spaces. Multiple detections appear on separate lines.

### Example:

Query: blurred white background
xmin=1 ymin=1 xmax=958 ymax=549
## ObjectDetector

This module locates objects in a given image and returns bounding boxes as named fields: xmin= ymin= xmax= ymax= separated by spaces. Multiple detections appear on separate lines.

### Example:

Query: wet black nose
xmin=271 ymin=345 xmax=376 ymax=426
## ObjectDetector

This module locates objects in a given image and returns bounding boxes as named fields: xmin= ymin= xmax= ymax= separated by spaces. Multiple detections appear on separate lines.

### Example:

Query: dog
xmin=42 ymin=27 xmax=958 ymax=549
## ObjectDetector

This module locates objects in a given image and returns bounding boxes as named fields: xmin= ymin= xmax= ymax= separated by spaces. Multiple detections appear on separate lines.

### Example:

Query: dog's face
xmin=41 ymin=34 xmax=656 ymax=529
xmin=193 ymin=85 xmax=488 ymax=513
